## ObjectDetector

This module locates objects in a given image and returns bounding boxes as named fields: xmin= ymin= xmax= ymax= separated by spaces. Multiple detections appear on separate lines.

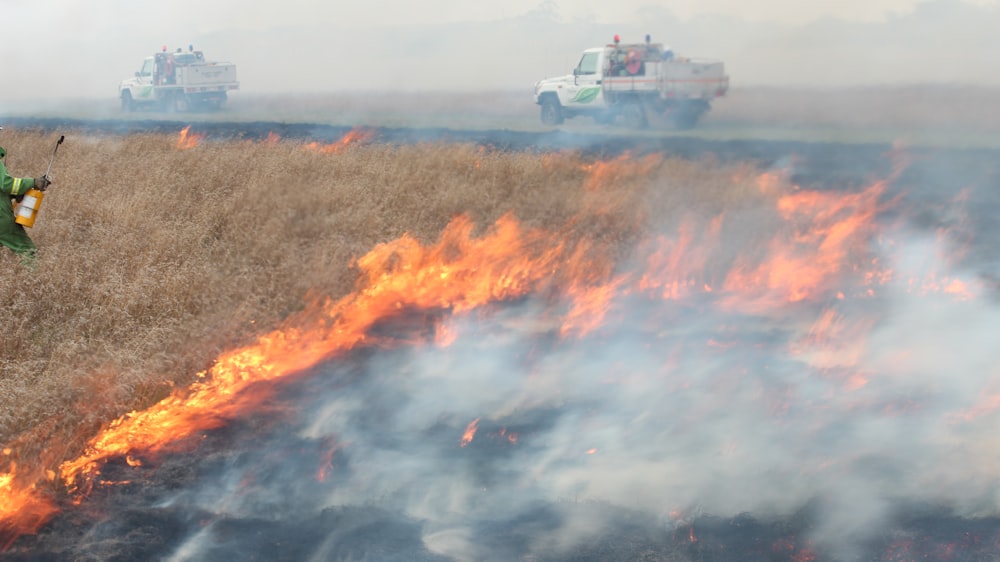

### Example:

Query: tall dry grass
xmin=0 ymin=128 xmax=773 ymax=472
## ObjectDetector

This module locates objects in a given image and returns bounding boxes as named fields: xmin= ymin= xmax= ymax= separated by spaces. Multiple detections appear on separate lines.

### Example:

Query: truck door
xmin=562 ymin=51 xmax=604 ymax=109
xmin=134 ymin=58 xmax=155 ymax=100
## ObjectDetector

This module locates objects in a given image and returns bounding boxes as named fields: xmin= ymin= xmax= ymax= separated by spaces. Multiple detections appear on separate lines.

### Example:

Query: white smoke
xmin=153 ymin=205 xmax=1000 ymax=561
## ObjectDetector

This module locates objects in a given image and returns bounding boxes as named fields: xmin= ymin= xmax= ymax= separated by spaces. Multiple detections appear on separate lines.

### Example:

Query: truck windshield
xmin=576 ymin=52 xmax=600 ymax=76
xmin=139 ymin=60 xmax=153 ymax=77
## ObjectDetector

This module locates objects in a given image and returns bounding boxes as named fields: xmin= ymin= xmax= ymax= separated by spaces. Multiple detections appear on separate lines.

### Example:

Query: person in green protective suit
xmin=0 ymin=141 xmax=52 ymax=258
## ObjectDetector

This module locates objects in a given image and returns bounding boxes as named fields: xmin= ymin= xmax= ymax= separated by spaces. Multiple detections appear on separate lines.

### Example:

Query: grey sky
xmin=7 ymin=0 xmax=996 ymax=27
xmin=2 ymin=0 xmax=999 ymax=102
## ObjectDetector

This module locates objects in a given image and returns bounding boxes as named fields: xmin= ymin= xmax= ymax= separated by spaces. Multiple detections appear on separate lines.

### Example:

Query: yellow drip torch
xmin=14 ymin=135 xmax=63 ymax=228
xmin=13 ymin=189 xmax=44 ymax=227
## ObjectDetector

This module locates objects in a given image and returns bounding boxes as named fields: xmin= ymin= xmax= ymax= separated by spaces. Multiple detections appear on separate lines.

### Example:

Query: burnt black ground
xmin=3 ymin=115 xmax=995 ymax=187
xmin=8 ymin=354 xmax=1000 ymax=562
xmin=1 ymin=116 xmax=901 ymax=183
xmin=3 ymin=119 xmax=1000 ymax=561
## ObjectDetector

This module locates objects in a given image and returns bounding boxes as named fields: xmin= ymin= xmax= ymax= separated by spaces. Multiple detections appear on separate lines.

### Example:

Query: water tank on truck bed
xmin=119 ymin=46 xmax=240 ymax=112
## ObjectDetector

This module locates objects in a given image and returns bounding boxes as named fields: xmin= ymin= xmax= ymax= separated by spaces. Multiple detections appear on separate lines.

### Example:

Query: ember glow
xmin=2 ymin=148 xmax=998 ymax=559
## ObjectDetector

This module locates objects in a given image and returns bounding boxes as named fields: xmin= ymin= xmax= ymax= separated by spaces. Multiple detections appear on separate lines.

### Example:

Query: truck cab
xmin=565 ymin=48 xmax=607 ymax=110
xmin=120 ymin=57 xmax=157 ymax=106
xmin=533 ymin=48 xmax=607 ymax=125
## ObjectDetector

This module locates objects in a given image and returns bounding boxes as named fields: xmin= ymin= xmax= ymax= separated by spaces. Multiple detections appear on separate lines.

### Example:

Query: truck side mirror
xmin=135 ymin=71 xmax=141 ymax=78
xmin=572 ymin=68 xmax=579 ymax=76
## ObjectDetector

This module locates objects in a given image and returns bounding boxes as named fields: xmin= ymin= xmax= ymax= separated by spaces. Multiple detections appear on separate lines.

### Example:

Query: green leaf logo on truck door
xmin=572 ymin=87 xmax=600 ymax=104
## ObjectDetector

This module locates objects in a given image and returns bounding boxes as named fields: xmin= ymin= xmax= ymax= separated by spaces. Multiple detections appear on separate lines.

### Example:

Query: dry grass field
xmin=0 ymin=128 xmax=767 ymax=475
xmin=2 ymin=93 xmax=999 ymax=558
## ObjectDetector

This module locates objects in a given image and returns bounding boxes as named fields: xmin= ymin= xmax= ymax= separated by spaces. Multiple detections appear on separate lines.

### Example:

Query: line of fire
xmin=2 ymin=125 xmax=999 ymax=560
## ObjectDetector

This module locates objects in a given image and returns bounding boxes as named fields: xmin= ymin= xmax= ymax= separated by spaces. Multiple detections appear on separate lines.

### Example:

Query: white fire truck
xmin=533 ymin=36 xmax=729 ymax=129
xmin=119 ymin=47 xmax=239 ymax=112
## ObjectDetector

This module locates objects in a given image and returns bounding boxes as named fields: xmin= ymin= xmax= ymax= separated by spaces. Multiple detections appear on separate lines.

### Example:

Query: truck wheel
xmin=120 ymin=91 xmax=135 ymax=112
xmin=539 ymin=97 xmax=564 ymax=126
xmin=620 ymin=100 xmax=648 ymax=129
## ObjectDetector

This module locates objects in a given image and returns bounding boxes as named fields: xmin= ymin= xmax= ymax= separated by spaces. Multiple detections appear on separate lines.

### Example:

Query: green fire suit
xmin=0 ymin=146 xmax=39 ymax=256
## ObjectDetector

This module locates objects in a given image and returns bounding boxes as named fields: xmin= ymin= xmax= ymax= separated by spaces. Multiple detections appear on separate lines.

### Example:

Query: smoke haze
xmin=2 ymin=0 xmax=999 ymax=103
xmin=2 ymin=2 xmax=999 ymax=558
xmin=128 ymin=189 xmax=1000 ymax=560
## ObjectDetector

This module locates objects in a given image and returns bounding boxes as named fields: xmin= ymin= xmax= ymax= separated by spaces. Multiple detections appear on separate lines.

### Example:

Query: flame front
xmin=0 ymin=147 xmax=983 ymax=551
xmin=0 ymin=465 xmax=56 ymax=550
xmin=720 ymin=183 xmax=885 ymax=313
xmin=54 ymin=212 xmax=576 ymax=495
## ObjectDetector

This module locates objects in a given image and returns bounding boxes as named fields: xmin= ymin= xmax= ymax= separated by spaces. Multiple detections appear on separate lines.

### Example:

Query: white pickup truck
xmin=533 ymin=36 xmax=729 ymax=129
xmin=119 ymin=47 xmax=239 ymax=112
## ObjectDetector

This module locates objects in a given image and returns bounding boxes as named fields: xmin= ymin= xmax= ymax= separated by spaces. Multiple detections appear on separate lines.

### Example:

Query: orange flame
xmin=50 ymin=213 xmax=577 ymax=497
xmin=460 ymin=418 xmax=480 ymax=447
xmin=497 ymin=428 xmax=519 ymax=444
xmin=909 ymin=273 xmax=978 ymax=300
xmin=0 ymin=152 xmax=913 ymax=545
xmin=638 ymin=216 xmax=723 ymax=300
xmin=0 ymin=466 xmax=57 ymax=550
xmin=176 ymin=125 xmax=203 ymax=149
xmin=434 ymin=320 xmax=459 ymax=347
xmin=304 ymin=128 xmax=375 ymax=153
xmin=755 ymin=171 xmax=785 ymax=194
xmin=316 ymin=439 xmax=338 ymax=482
xmin=560 ymin=276 xmax=627 ymax=338
xmin=721 ymin=182 xmax=885 ymax=313
xmin=581 ymin=153 xmax=660 ymax=192
xmin=791 ymin=306 xmax=875 ymax=378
